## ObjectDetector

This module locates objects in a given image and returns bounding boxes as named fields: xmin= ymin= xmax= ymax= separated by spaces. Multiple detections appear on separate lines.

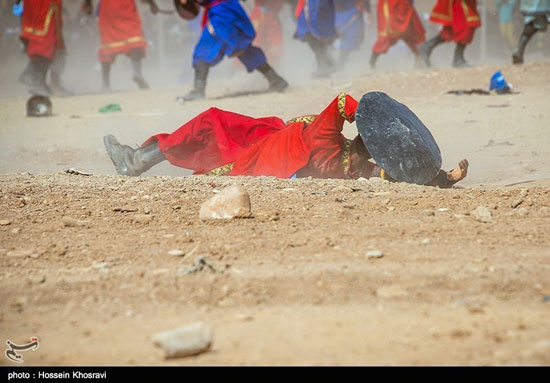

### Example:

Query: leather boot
xmin=101 ymin=62 xmax=111 ymax=92
xmin=369 ymin=52 xmax=379 ymax=69
xmin=305 ymin=34 xmax=336 ymax=77
xmin=129 ymin=49 xmax=149 ymax=89
xmin=513 ymin=22 xmax=537 ymax=65
xmin=453 ymin=43 xmax=471 ymax=68
xmin=418 ymin=34 xmax=445 ymax=67
xmin=181 ymin=61 xmax=209 ymax=101
xmin=29 ymin=56 xmax=51 ymax=96
xmin=256 ymin=63 xmax=288 ymax=92
xmin=103 ymin=135 xmax=165 ymax=176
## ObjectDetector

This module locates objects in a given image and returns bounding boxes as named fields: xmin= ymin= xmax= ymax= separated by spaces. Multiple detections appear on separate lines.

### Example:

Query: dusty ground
xmin=1 ymin=62 xmax=550 ymax=365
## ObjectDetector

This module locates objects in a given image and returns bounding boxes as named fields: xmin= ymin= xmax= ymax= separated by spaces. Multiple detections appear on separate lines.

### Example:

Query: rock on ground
xmin=152 ymin=322 xmax=213 ymax=359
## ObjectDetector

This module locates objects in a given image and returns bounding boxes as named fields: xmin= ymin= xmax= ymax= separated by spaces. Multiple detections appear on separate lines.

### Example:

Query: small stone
xmin=143 ymin=207 xmax=151 ymax=214
xmin=357 ymin=177 xmax=368 ymax=182
xmin=387 ymin=206 xmax=396 ymax=212
xmin=133 ymin=214 xmax=152 ymax=223
xmin=11 ymin=296 xmax=27 ymax=312
xmin=11 ymin=228 xmax=22 ymax=234
xmin=153 ymin=268 xmax=170 ymax=275
xmin=474 ymin=205 xmax=493 ymax=223
xmin=365 ymin=250 xmax=384 ymax=259
xmin=6 ymin=250 xmax=33 ymax=258
xmin=234 ymin=314 xmax=254 ymax=322
xmin=0 ymin=220 xmax=11 ymax=226
xmin=381 ymin=198 xmax=390 ymax=205
xmin=163 ymin=234 xmax=175 ymax=238
xmin=28 ymin=275 xmax=46 ymax=284
xmin=421 ymin=238 xmax=431 ymax=245
xmin=168 ymin=249 xmax=185 ymax=257
xmin=376 ymin=286 xmax=409 ymax=298
xmin=152 ymin=322 xmax=213 ymax=359
xmin=437 ymin=208 xmax=449 ymax=212
xmin=199 ymin=184 xmax=252 ymax=220
xmin=538 ymin=206 xmax=550 ymax=216
xmin=421 ymin=210 xmax=435 ymax=217
xmin=511 ymin=199 xmax=523 ymax=209
xmin=62 ymin=217 xmax=87 ymax=227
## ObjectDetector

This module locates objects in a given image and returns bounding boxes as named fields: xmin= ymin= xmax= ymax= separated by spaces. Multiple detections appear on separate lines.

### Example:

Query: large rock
xmin=199 ymin=184 xmax=252 ymax=220
xmin=152 ymin=322 xmax=213 ymax=359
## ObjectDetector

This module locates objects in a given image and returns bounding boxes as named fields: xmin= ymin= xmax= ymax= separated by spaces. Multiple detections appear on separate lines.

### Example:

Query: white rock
xmin=199 ymin=184 xmax=251 ymax=220
xmin=167 ymin=249 xmax=185 ymax=257
xmin=133 ymin=214 xmax=152 ymax=223
xmin=152 ymin=322 xmax=213 ymax=359
xmin=365 ymin=250 xmax=384 ymax=259
xmin=0 ymin=220 xmax=11 ymax=226
xmin=62 ymin=216 xmax=88 ymax=227
xmin=474 ymin=205 xmax=493 ymax=223
xmin=376 ymin=286 xmax=409 ymax=298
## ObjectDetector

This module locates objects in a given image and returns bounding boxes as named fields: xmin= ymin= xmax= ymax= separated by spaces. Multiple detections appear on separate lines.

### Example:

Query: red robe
xmin=250 ymin=0 xmax=285 ymax=65
xmin=142 ymin=94 xmax=360 ymax=179
xmin=20 ymin=0 xmax=64 ymax=60
xmin=98 ymin=0 xmax=148 ymax=63
xmin=372 ymin=0 xmax=425 ymax=54
xmin=430 ymin=0 xmax=480 ymax=44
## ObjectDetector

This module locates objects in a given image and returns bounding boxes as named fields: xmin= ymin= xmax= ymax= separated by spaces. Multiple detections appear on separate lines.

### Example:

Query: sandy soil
xmin=1 ymin=62 xmax=549 ymax=366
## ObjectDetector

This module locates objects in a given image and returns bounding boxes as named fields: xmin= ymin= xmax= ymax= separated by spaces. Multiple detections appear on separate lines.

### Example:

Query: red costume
xmin=98 ymin=0 xmax=148 ymax=63
xmin=20 ymin=0 xmax=64 ymax=60
xmin=250 ymin=0 xmax=285 ymax=65
xmin=372 ymin=0 xmax=425 ymax=54
xmin=142 ymin=94 xmax=362 ymax=179
xmin=430 ymin=0 xmax=480 ymax=44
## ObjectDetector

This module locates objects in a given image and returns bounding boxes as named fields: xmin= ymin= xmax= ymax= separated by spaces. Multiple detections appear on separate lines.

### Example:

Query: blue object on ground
xmin=490 ymin=71 xmax=513 ymax=94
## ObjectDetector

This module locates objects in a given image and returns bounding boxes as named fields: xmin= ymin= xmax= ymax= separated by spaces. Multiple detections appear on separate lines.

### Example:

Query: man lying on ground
xmin=103 ymin=92 xmax=468 ymax=188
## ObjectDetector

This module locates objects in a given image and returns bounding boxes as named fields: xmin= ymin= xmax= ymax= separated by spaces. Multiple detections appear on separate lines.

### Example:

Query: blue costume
xmin=295 ymin=0 xmax=337 ymax=41
xmin=193 ymin=0 xmax=266 ymax=72
xmin=335 ymin=0 xmax=365 ymax=52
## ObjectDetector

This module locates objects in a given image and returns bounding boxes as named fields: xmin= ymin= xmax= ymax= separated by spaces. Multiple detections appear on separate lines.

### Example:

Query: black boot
xmin=129 ymin=49 xmax=149 ymax=89
xmin=512 ymin=22 xmax=537 ymax=65
xmin=369 ymin=52 xmax=379 ymax=69
xmin=418 ymin=34 xmax=445 ymax=67
xmin=453 ymin=43 xmax=471 ymax=68
xmin=18 ymin=61 xmax=33 ymax=88
xmin=101 ymin=62 xmax=112 ymax=92
xmin=256 ymin=63 xmax=288 ymax=92
xmin=181 ymin=61 xmax=209 ymax=101
xmin=305 ymin=34 xmax=336 ymax=78
xmin=103 ymin=135 xmax=165 ymax=177
xmin=29 ymin=56 xmax=51 ymax=96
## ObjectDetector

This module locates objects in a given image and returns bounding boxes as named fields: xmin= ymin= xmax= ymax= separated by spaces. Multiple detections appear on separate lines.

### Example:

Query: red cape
xmin=20 ymin=0 xmax=64 ymax=60
xmin=98 ymin=0 xmax=147 ymax=63
xmin=372 ymin=0 xmax=425 ymax=54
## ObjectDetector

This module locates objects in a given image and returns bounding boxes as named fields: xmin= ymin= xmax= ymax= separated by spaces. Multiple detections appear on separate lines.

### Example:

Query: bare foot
xmin=448 ymin=158 xmax=469 ymax=182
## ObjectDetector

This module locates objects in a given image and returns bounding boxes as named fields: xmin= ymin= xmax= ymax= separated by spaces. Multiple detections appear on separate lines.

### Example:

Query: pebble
xmin=0 ymin=220 xmax=11 ymax=226
xmin=152 ymin=322 xmax=213 ymax=359
xmin=178 ymin=256 xmax=216 ymax=275
xmin=28 ymin=275 xmax=46 ymax=284
xmin=538 ymin=206 xmax=550 ymax=216
xmin=6 ymin=250 xmax=34 ymax=258
xmin=11 ymin=296 xmax=27 ymax=312
xmin=62 ymin=216 xmax=88 ymax=227
xmin=92 ymin=262 xmax=111 ymax=270
xmin=387 ymin=206 xmax=396 ymax=212
xmin=10 ymin=228 xmax=22 ymax=234
xmin=332 ymin=185 xmax=351 ymax=193
xmin=168 ymin=249 xmax=185 ymax=257
xmin=511 ymin=199 xmax=523 ymax=209
xmin=421 ymin=238 xmax=431 ymax=245
xmin=421 ymin=210 xmax=435 ymax=217
xmin=199 ymin=184 xmax=252 ymax=220
xmin=365 ymin=250 xmax=384 ymax=259
xmin=474 ymin=205 xmax=493 ymax=223
xmin=133 ymin=214 xmax=153 ymax=223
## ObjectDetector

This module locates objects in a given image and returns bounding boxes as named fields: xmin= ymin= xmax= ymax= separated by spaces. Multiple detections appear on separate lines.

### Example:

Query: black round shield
xmin=174 ymin=0 xmax=200 ymax=20
xmin=355 ymin=92 xmax=442 ymax=185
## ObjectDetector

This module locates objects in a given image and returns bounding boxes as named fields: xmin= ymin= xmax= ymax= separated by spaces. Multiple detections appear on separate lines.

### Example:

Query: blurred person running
xmin=513 ymin=0 xmax=550 ymax=64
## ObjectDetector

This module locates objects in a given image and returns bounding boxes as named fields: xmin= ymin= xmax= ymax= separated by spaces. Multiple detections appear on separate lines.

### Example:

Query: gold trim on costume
xmin=337 ymin=93 xmax=354 ymax=122
xmin=100 ymin=36 xmax=147 ymax=50
xmin=23 ymin=3 xmax=61 ymax=37
xmin=205 ymin=162 xmax=234 ymax=176
xmin=285 ymin=115 xmax=317 ymax=125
